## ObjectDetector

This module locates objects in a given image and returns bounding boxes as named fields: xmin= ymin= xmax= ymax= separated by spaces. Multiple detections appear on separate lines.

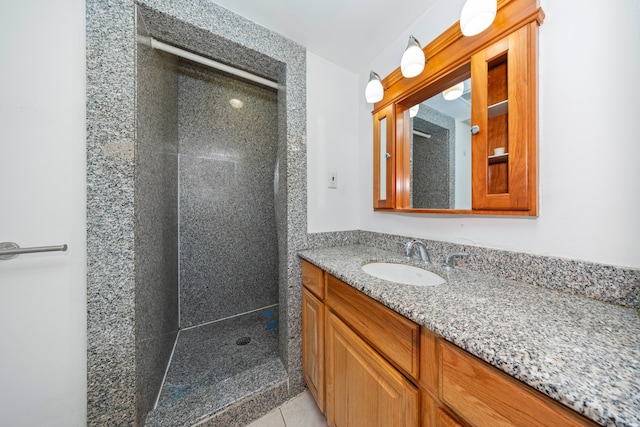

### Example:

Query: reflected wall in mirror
xmin=409 ymin=78 xmax=472 ymax=209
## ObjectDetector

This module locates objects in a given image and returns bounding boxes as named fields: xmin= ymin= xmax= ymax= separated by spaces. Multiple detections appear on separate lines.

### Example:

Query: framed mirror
xmin=372 ymin=0 xmax=544 ymax=216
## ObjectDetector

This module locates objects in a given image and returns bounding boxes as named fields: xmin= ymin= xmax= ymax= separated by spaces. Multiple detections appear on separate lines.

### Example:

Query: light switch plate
xmin=328 ymin=169 xmax=338 ymax=189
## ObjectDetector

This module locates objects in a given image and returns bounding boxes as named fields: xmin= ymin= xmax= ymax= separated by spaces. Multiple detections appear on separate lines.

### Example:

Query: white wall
xmin=0 ymin=0 xmax=87 ymax=425
xmin=307 ymin=52 xmax=360 ymax=232
xmin=348 ymin=0 xmax=640 ymax=269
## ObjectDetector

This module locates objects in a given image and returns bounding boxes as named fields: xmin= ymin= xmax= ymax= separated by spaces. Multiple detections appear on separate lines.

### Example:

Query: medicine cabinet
xmin=372 ymin=0 xmax=544 ymax=216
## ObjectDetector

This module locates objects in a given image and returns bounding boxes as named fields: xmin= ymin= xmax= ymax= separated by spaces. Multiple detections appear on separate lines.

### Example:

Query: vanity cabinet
xmin=324 ymin=274 xmax=420 ymax=427
xmin=301 ymin=260 xmax=325 ymax=411
xmin=325 ymin=274 xmax=420 ymax=380
xmin=301 ymin=260 xmax=597 ymax=427
xmin=302 ymin=260 xmax=419 ymax=426
xmin=326 ymin=311 xmax=419 ymax=426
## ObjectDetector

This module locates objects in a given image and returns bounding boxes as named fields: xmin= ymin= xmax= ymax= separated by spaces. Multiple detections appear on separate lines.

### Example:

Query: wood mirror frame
xmin=372 ymin=0 xmax=544 ymax=216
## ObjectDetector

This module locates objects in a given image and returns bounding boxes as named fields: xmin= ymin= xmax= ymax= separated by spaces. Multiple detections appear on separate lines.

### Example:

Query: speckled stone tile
xmin=306 ymin=230 xmax=361 ymax=249
xmin=146 ymin=307 xmax=284 ymax=426
xmin=196 ymin=380 xmax=290 ymax=427
xmin=89 ymin=0 xmax=307 ymax=423
xmin=411 ymin=105 xmax=455 ymax=209
xmin=134 ymin=14 xmax=180 ymax=421
xmin=86 ymin=0 xmax=137 ymax=424
xmin=177 ymin=63 xmax=279 ymax=327
xmin=356 ymin=230 xmax=640 ymax=308
xmin=299 ymin=244 xmax=640 ymax=427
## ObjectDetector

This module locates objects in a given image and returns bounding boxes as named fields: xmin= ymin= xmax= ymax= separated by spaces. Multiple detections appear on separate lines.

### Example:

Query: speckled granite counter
xmin=298 ymin=244 xmax=640 ymax=427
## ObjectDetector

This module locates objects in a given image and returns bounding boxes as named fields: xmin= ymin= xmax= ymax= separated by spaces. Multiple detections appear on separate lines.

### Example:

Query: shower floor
xmin=145 ymin=306 xmax=286 ymax=427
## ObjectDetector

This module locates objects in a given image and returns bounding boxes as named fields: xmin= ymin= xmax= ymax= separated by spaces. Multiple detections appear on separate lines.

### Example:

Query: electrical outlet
xmin=328 ymin=169 xmax=338 ymax=189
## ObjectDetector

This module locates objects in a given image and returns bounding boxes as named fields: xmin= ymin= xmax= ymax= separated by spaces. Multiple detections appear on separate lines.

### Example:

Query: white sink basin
xmin=361 ymin=262 xmax=445 ymax=287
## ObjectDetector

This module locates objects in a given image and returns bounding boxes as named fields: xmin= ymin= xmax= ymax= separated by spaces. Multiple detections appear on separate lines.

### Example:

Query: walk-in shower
xmin=135 ymin=15 xmax=284 ymax=425
xmin=86 ymin=1 xmax=307 ymax=425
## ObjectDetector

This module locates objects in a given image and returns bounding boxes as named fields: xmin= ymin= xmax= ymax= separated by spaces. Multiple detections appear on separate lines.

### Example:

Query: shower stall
xmin=86 ymin=2 xmax=307 ymax=426
xmin=136 ymin=24 xmax=284 ymax=424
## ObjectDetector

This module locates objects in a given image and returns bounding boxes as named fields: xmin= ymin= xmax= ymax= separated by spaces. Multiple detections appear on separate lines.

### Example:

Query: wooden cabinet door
xmin=302 ymin=287 xmax=325 ymax=412
xmin=373 ymin=104 xmax=395 ymax=209
xmin=325 ymin=311 xmax=419 ymax=427
xmin=471 ymin=24 xmax=536 ymax=212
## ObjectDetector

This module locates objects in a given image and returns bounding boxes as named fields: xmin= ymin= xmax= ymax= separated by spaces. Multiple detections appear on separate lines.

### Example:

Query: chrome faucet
xmin=442 ymin=252 xmax=469 ymax=271
xmin=403 ymin=240 xmax=431 ymax=265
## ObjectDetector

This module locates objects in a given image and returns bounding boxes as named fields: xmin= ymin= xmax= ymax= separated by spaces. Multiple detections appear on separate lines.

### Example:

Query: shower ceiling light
xmin=460 ymin=0 xmax=497 ymax=37
xmin=365 ymin=71 xmax=384 ymax=103
xmin=230 ymin=98 xmax=244 ymax=109
xmin=409 ymin=104 xmax=420 ymax=117
xmin=401 ymin=35 xmax=426 ymax=78
xmin=442 ymin=82 xmax=465 ymax=100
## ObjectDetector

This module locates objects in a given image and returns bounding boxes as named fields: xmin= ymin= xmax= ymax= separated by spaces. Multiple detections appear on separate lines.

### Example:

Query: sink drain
xmin=236 ymin=336 xmax=251 ymax=346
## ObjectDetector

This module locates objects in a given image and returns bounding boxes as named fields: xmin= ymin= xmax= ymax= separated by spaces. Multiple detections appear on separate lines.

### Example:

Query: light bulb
xmin=401 ymin=36 xmax=426 ymax=78
xmin=460 ymin=0 xmax=497 ymax=37
xmin=442 ymin=82 xmax=464 ymax=100
xmin=365 ymin=71 xmax=384 ymax=103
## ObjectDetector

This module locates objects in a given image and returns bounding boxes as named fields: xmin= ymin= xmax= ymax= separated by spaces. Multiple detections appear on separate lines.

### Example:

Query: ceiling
xmin=210 ymin=0 xmax=441 ymax=73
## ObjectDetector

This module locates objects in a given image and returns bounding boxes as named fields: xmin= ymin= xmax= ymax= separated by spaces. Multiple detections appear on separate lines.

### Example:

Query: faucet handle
xmin=442 ymin=252 xmax=468 ymax=270
xmin=399 ymin=241 xmax=413 ymax=259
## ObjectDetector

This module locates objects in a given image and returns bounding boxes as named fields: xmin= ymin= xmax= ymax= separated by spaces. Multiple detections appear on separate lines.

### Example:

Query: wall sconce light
xmin=409 ymin=104 xmax=420 ymax=117
xmin=401 ymin=35 xmax=426 ymax=78
xmin=460 ymin=0 xmax=497 ymax=37
xmin=442 ymin=82 xmax=464 ymax=100
xmin=365 ymin=71 xmax=384 ymax=103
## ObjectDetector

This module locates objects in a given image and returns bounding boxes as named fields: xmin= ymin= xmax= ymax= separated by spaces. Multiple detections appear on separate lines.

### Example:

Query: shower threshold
xmin=145 ymin=306 xmax=287 ymax=427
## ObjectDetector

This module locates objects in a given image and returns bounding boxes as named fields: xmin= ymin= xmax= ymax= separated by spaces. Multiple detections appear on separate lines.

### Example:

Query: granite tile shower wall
xmin=134 ymin=19 xmax=180 ymax=423
xmin=411 ymin=105 xmax=455 ymax=209
xmin=87 ymin=1 xmax=307 ymax=424
xmin=412 ymin=123 xmax=450 ymax=208
xmin=177 ymin=62 xmax=279 ymax=327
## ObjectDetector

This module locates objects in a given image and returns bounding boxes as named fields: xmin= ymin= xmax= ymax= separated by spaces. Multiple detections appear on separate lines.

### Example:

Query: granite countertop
xmin=298 ymin=244 xmax=640 ymax=427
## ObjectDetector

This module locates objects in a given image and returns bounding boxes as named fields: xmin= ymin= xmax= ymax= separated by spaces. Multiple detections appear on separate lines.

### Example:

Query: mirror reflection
xmin=409 ymin=78 xmax=472 ymax=209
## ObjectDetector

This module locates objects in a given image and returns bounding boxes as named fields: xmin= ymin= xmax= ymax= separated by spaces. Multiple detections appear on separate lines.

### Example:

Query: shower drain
xmin=236 ymin=337 xmax=251 ymax=346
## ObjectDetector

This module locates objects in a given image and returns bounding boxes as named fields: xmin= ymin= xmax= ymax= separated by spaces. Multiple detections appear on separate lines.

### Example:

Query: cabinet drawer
xmin=440 ymin=341 xmax=595 ymax=427
xmin=301 ymin=259 xmax=325 ymax=299
xmin=326 ymin=274 xmax=420 ymax=380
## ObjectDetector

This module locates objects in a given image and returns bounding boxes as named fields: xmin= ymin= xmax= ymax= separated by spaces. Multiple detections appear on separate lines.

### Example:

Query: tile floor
xmin=247 ymin=390 xmax=327 ymax=427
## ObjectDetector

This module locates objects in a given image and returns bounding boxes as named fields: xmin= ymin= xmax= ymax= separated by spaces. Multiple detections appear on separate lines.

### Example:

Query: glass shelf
xmin=488 ymin=100 xmax=508 ymax=118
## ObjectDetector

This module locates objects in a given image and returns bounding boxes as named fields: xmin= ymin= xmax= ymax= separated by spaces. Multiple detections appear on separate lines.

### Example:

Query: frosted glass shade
xmin=460 ymin=0 xmax=497 ymax=37
xmin=442 ymin=82 xmax=464 ymax=100
xmin=401 ymin=36 xmax=425 ymax=78
xmin=365 ymin=71 xmax=384 ymax=103
xmin=409 ymin=104 xmax=420 ymax=117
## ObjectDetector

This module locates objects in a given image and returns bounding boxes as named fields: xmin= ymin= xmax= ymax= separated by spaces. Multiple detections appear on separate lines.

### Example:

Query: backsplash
xmin=306 ymin=230 xmax=640 ymax=309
